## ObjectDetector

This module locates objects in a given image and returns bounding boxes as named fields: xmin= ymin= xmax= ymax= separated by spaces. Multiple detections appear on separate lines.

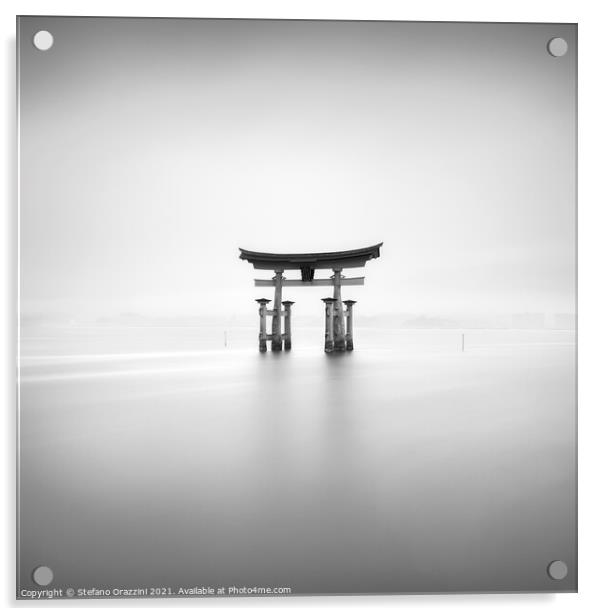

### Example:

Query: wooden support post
xmin=271 ymin=269 xmax=284 ymax=351
xmin=282 ymin=301 xmax=294 ymax=350
xmin=321 ymin=298 xmax=335 ymax=353
xmin=255 ymin=298 xmax=271 ymax=352
xmin=332 ymin=269 xmax=346 ymax=351
xmin=344 ymin=300 xmax=356 ymax=351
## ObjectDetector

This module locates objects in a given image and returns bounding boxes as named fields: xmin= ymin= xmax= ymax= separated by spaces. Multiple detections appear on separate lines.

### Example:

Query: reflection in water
xmin=18 ymin=331 xmax=576 ymax=594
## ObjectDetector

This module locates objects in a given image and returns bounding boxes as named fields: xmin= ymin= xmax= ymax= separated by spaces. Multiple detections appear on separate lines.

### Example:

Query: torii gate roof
xmin=239 ymin=243 xmax=383 ymax=270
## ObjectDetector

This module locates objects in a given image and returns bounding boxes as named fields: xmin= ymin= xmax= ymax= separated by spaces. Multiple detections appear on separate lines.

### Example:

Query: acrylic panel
xmin=17 ymin=17 xmax=577 ymax=599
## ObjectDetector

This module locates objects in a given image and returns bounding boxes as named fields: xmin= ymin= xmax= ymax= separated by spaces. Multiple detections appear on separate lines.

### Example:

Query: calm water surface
xmin=18 ymin=327 xmax=576 ymax=595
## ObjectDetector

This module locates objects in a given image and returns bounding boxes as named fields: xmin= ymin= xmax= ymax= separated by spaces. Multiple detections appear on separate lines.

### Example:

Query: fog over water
xmin=19 ymin=18 xmax=576 ymax=322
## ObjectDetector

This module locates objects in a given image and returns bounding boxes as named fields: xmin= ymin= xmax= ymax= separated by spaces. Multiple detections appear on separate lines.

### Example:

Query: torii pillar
xmin=282 ymin=300 xmax=294 ymax=350
xmin=271 ymin=269 xmax=284 ymax=351
xmin=255 ymin=298 xmax=271 ymax=352
xmin=331 ymin=268 xmax=346 ymax=352
xmin=344 ymin=300 xmax=356 ymax=351
xmin=322 ymin=298 xmax=336 ymax=353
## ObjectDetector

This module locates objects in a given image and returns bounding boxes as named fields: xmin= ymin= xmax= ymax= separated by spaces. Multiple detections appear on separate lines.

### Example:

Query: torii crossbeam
xmin=239 ymin=243 xmax=383 ymax=352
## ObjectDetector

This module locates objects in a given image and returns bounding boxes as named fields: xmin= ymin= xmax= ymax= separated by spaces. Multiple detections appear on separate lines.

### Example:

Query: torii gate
xmin=239 ymin=243 xmax=383 ymax=353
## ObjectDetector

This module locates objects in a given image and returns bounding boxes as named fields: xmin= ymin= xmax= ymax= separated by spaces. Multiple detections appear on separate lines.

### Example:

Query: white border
xmin=3 ymin=2 xmax=601 ymax=614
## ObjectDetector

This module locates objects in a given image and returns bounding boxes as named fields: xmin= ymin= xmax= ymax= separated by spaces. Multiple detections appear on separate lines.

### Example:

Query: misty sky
xmin=18 ymin=18 xmax=576 ymax=321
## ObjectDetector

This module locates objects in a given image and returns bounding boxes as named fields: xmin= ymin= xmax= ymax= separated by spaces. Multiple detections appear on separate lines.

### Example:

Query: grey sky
xmin=18 ymin=18 xmax=576 ymax=321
